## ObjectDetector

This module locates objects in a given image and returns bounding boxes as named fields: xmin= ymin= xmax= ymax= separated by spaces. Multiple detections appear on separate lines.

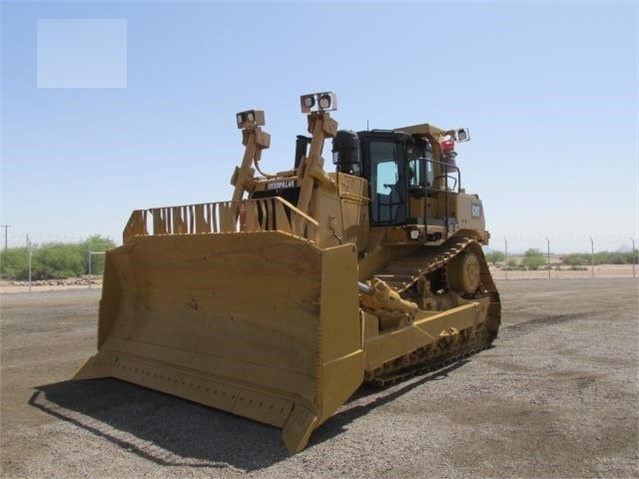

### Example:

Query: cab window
xmin=369 ymin=140 xmax=406 ymax=225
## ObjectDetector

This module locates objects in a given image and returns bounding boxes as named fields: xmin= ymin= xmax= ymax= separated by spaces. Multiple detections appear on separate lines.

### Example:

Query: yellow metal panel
xmin=394 ymin=123 xmax=449 ymax=138
xmin=318 ymin=244 xmax=364 ymax=424
xmin=75 ymin=350 xmax=293 ymax=427
xmin=364 ymin=303 xmax=480 ymax=371
xmin=76 ymin=233 xmax=366 ymax=454
xmin=363 ymin=312 xmax=379 ymax=339
xmin=282 ymin=403 xmax=319 ymax=454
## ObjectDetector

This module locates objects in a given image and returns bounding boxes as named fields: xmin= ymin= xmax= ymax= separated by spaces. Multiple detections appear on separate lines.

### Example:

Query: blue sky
xmin=1 ymin=1 xmax=637 ymax=253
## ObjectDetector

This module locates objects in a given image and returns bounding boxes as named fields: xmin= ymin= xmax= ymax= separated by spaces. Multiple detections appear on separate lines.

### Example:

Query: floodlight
xmin=455 ymin=128 xmax=470 ymax=142
xmin=318 ymin=93 xmax=332 ymax=110
xmin=235 ymin=109 xmax=265 ymax=129
xmin=300 ymin=92 xmax=337 ymax=113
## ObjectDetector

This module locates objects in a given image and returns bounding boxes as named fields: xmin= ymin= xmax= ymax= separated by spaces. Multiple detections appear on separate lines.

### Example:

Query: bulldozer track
xmin=367 ymin=236 xmax=501 ymax=387
xmin=374 ymin=236 xmax=479 ymax=293
xmin=367 ymin=329 xmax=492 ymax=387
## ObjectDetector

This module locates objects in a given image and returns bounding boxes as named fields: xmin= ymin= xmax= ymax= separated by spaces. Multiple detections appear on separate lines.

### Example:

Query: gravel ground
xmin=1 ymin=279 xmax=638 ymax=478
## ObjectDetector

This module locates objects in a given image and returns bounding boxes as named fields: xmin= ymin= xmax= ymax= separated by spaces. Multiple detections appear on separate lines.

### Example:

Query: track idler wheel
xmin=447 ymin=251 xmax=480 ymax=295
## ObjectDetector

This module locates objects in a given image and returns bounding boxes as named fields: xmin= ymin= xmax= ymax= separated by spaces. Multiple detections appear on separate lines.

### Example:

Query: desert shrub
xmin=0 ymin=248 xmax=29 ymax=280
xmin=485 ymin=251 xmax=506 ymax=265
xmin=79 ymin=235 xmax=116 ymax=274
xmin=504 ymin=258 xmax=526 ymax=271
xmin=0 ymin=235 xmax=116 ymax=280
xmin=521 ymin=249 xmax=547 ymax=271
xmin=562 ymin=253 xmax=590 ymax=266
xmin=562 ymin=251 xmax=637 ymax=266
xmin=31 ymin=243 xmax=84 ymax=279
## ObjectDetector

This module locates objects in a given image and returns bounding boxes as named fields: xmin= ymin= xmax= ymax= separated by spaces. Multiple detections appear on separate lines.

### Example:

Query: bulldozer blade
xmin=74 ymin=232 xmax=364 ymax=453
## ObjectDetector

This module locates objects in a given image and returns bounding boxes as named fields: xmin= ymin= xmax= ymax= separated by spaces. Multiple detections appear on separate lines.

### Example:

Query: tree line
xmin=1 ymin=239 xmax=636 ymax=279
xmin=485 ymin=249 xmax=638 ymax=271
xmin=0 ymin=235 xmax=115 ymax=281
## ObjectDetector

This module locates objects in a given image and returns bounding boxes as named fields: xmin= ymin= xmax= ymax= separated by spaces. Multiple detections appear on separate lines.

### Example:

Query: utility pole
xmin=1 ymin=225 xmax=11 ymax=250
xmin=546 ymin=237 xmax=551 ymax=279
xmin=589 ymin=236 xmax=595 ymax=279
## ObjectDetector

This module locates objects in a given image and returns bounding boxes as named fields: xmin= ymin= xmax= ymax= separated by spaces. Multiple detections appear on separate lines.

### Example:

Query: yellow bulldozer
xmin=74 ymin=92 xmax=500 ymax=453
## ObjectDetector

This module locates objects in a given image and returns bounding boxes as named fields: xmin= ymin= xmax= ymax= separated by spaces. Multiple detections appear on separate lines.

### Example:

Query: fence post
xmin=546 ymin=237 xmax=551 ymax=279
xmin=88 ymin=252 xmax=106 ymax=290
xmin=504 ymin=238 xmax=508 ymax=280
xmin=589 ymin=236 xmax=595 ymax=279
xmin=632 ymin=237 xmax=636 ymax=279
xmin=27 ymin=235 xmax=33 ymax=294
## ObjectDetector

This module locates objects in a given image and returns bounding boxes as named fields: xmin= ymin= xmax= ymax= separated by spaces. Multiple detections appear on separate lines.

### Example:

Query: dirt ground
xmin=1 ymin=279 xmax=638 ymax=479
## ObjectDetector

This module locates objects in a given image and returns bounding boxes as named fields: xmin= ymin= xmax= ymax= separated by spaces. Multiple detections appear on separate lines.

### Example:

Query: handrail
xmin=123 ymin=196 xmax=319 ymax=244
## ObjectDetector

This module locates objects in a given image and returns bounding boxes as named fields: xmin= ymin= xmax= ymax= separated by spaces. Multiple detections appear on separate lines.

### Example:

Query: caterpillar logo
xmin=266 ymin=180 xmax=295 ymax=190
xmin=471 ymin=203 xmax=482 ymax=218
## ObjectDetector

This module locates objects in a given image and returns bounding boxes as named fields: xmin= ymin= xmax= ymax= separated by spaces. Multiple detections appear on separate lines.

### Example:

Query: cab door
xmin=361 ymin=134 xmax=409 ymax=226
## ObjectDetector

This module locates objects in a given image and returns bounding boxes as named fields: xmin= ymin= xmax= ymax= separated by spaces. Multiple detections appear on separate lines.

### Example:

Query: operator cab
xmin=333 ymin=128 xmax=461 ymax=230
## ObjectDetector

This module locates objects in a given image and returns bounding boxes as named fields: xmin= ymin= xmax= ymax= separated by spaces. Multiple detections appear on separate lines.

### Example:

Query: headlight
xmin=318 ymin=93 xmax=332 ymax=109
xmin=300 ymin=92 xmax=337 ymax=113
xmin=235 ymin=110 xmax=265 ymax=129
xmin=455 ymin=128 xmax=470 ymax=142
xmin=303 ymin=95 xmax=315 ymax=108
